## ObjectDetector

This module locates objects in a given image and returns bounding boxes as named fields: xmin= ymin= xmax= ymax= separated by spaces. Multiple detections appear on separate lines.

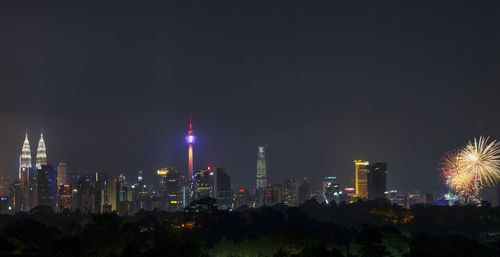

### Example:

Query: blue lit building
xmin=36 ymin=164 xmax=57 ymax=210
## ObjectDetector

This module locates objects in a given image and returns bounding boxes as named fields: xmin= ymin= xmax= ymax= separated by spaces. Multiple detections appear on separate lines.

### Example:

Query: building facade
xmin=256 ymin=146 xmax=267 ymax=190
xmin=36 ymin=164 xmax=57 ymax=210
xmin=354 ymin=160 xmax=369 ymax=199
xmin=367 ymin=162 xmax=388 ymax=200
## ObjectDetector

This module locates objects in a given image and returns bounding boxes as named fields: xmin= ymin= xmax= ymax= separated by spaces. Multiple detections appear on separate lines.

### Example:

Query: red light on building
xmin=207 ymin=166 xmax=211 ymax=171
xmin=238 ymin=189 xmax=245 ymax=193
xmin=63 ymin=184 xmax=70 ymax=188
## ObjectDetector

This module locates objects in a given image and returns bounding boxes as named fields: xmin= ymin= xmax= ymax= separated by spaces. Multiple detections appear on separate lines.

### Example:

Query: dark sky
xmin=0 ymin=1 xmax=498 ymax=193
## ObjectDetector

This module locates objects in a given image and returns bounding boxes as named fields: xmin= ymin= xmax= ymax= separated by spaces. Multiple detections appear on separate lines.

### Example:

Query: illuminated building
xmin=322 ymin=177 xmax=340 ymax=204
xmin=157 ymin=167 xmax=168 ymax=209
xmin=157 ymin=167 xmax=182 ymax=211
xmin=322 ymin=177 xmax=337 ymax=194
xmin=233 ymin=189 xmax=250 ymax=209
xmin=69 ymin=170 xmax=91 ymax=188
xmin=19 ymin=131 xmax=32 ymax=179
xmin=35 ymin=132 xmax=47 ymax=168
xmin=268 ymin=184 xmax=283 ymax=206
xmin=94 ymin=172 xmax=107 ymax=213
xmin=258 ymin=184 xmax=282 ymax=207
xmin=57 ymin=184 xmax=72 ymax=212
xmin=19 ymin=167 xmax=31 ymax=211
xmin=283 ymin=178 xmax=300 ymax=206
xmin=104 ymin=178 xmax=118 ymax=211
xmin=185 ymin=114 xmax=196 ymax=182
xmin=354 ymin=160 xmax=369 ymax=199
xmin=344 ymin=187 xmax=356 ymax=200
xmin=57 ymin=162 xmax=68 ymax=186
xmin=367 ymin=162 xmax=388 ymax=200
xmin=0 ymin=176 xmax=10 ymax=196
xmin=118 ymin=173 xmax=130 ymax=202
xmin=137 ymin=170 xmax=143 ymax=186
xmin=194 ymin=167 xmax=212 ymax=199
xmin=19 ymin=132 xmax=32 ymax=211
xmin=132 ymin=170 xmax=145 ymax=208
xmin=0 ymin=196 xmax=8 ymax=214
xmin=36 ymin=164 xmax=57 ymax=210
xmin=214 ymin=167 xmax=231 ymax=209
xmin=256 ymin=146 xmax=267 ymax=189
xmin=9 ymin=182 xmax=22 ymax=213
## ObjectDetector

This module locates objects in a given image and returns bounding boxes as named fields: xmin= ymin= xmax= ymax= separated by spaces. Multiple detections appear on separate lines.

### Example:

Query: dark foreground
xmin=0 ymin=199 xmax=499 ymax=257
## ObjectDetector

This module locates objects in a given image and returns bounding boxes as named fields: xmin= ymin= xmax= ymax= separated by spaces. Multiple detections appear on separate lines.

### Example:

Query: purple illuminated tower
xmin=185 ymin=114 xmax=196 ymax=182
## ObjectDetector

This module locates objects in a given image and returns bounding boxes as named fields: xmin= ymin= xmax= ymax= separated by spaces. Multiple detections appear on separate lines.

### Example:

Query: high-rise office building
xmin=233 ymin=189 xmax=250 ymax=209
xmin=256 ymin=146 xmax=267 ymax=190
xmin=214 ymin=167 xmax=231 ymax=209
xmin=322 ymin=177 xmax=341 ymax=204
xmin=157 ymin=167 xmax=182 ymax=211
xmin=36 ymin=132 xmax=47 ymax=168
xmin=265 ymin=184 xmax=282 ymax=206
xmin=298 ymin=177 xmax=316 ymax=203
xmin=283 ymin=178 xmax=300 ymax=206
xmin=19 ymin=132 xmax=33 ymax=211
xmin=9 ymin=182 xmax=22 ymax=213
xmin=36 ymin=164 xmax=57 ymax=210
xmin=367 ymin=162 xmax=388 ymax=200
xmin=185 ymin=114 xmax=196 ymax=182
xmin=69 ymin=171 xmax=92 ymax=189
xmin=354 ymin=160 xmax=369 ymax=199
xmin=19 ymin=167 xmax=31 ymax=211
xmin=321 ymin=176 xmax=340 ymax=204
xmin=57 ymin=162 xmax=68 ymax=186
xmin=194 ymin=167 xmax=212 ymax=200
xmin=165 ymin=167 xmax=181 ymax=211
xmin=19 ymin=132 xmax=32 ymax=179
xmin=57 ymin=184 xmax=72 ymax=212
xmin=94 ymin=172 xmax=107 ymax=213
xmin=103 ymin=178 xmax=118 ymax=212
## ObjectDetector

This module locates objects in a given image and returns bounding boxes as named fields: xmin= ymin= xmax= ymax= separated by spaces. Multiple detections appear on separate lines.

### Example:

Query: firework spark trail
xmin=457 ymin=136 xmax=500 ymax=186
xmin=438 ymin=137 xmax=500 ymax=201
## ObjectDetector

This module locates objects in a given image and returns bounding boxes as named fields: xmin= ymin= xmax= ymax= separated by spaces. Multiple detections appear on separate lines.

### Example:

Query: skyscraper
xmin=256 ymin=146 xmax=267 ymax=189
xmin=57 ymin=184 xmax=72 ymax=212
xmin=19 ymin=131 xmax=32 ymax=179
xmin=36 ymin=164 xmax=57 ymax=210
xmin=165 ymin=167 xmax=182 ymax=211
xmin=57 ymin=162 xmax=68 ymax=186
xmin=283 ymin=178 xmax=300 ymax=206
xmin=103 ymin=178 xmax=118 ymax=212
xmin=36 ymin=132 xmax=47 ymax=168
xmin=76 ymin=175 xmax=96 ymax=213
xmin=185 ymin=114 xmax=196 ymax=182
xmin=367 ymin=162 xmax=388 ymax=200
xmin=194 ymin=167 xmax=212 ymax=200
xmin=214 ymin=167 xmax=231 ymax=209
xmin=354 ymin=160 xmax=369 ymax=199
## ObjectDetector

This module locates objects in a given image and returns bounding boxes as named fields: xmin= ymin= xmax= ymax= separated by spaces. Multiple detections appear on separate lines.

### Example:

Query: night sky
xmin=0 ymin=1 xmax=498 ymax=193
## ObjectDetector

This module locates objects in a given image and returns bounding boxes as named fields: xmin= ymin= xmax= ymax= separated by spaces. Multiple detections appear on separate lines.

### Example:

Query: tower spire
xmin=19 ymin=130 xmax=32 ymax=179
xmin=188 ymin=113 xmax=193 ymax=134
xmin=36 ymin=130 xmax=47 ymax=168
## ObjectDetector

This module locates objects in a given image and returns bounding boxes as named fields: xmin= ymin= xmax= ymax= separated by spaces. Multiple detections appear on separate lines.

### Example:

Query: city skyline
xmin=0 ymin=1 xmax=498 ymax=193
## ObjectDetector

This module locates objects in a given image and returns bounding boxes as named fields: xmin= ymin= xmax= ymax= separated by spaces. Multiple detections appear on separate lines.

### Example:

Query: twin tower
xmin=19 ymin=131 xmax=47 ymax=179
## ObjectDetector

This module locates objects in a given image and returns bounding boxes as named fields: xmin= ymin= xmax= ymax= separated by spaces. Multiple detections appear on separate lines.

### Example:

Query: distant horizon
xmin=4 ymin=128 xmax=499 ymax=195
